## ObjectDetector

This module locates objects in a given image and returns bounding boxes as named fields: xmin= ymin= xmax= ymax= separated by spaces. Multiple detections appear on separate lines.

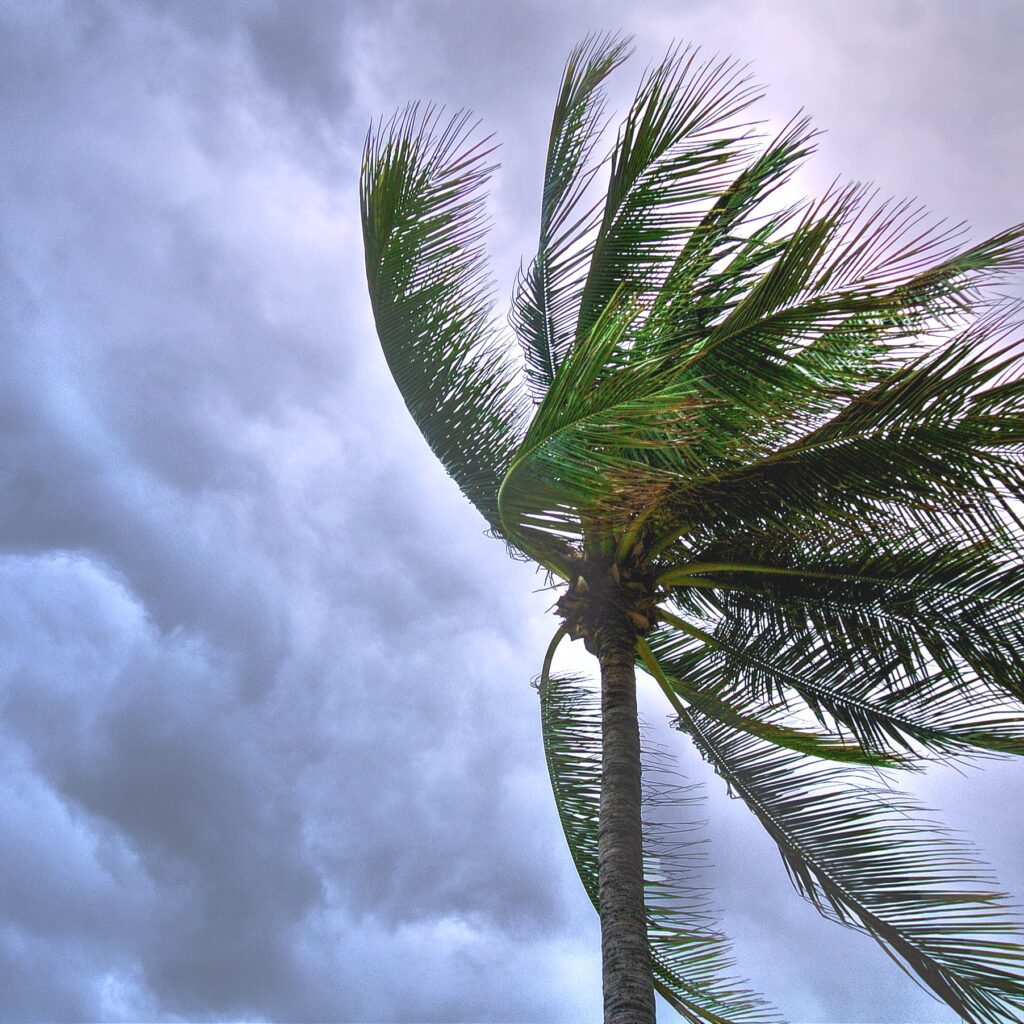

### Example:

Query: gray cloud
xmin=0 ymin=1 xmax=1021 ymax=1021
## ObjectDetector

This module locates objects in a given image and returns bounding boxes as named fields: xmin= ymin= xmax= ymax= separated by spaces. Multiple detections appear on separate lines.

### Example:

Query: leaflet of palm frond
xmin=677 ymin=710 xmax=1024 ymax=1024
xmin=511 ymin=33 xmax=633 ymax=400
xmin=644 ymin=113 xmax=820 ymax=327
xmin=575 ymin=45 xmax=763 ymax=342
xmin=665 ymin=539 xmax=1024 ymax=705
xmin=645 ymin=295 xmax=894 ymax=452
xmin=666 ymin=584 xmax=1020 ymax=719
xmin=636 ymin=434 xmax=1018 ymax=589
xmin=669 ymin=519 xmax=1024 ymax=639
xmin=648 ymin=617 xmax=1024 ymax=759
xmin=788 ymin=300 xmax=1024 ymax=447
xmin=642 ymin=202 xmax=1024 ymax=470
xmin=634 ymin=638 xmax=892 ymax=770
xmin=643 ymin=303 xmax=1024 ymax=557
xmin=538 ymin=670 xmax=781 ymax=1024
xmin=361 ymin=106 xmax=527 ymax=535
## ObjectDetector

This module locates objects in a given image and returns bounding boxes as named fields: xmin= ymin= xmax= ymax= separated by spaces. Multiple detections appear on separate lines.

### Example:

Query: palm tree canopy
xmin=361 ymin=33 xmax=1024 ymax=1024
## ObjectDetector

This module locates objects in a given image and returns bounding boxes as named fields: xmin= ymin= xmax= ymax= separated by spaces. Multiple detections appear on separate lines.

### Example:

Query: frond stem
xmin=635 ymin=635 xmax=691 ymax=720
xmin=539 ymin=624 xmax=570 ymax=696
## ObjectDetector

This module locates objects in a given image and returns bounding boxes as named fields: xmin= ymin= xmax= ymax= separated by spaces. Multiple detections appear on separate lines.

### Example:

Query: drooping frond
xmin=539 ymin=670 xmax=781 ymax=1024
xmin=636 ymin=636 xmax=904 ymax=768
xmin=676 ymin=710 xmax=1024 ymax=1024
xmin=648 ymin=613 xmax=1024 ymax=761
xmin=635 ymin=306 xmax=1024 ymax=752
xmin=673 ymin=545 xmax=1024 ymax=697
xmin=361 ymin=106 xmax=526 ymax=534
xmin=511 ymin=33 xmax=633 ymax=400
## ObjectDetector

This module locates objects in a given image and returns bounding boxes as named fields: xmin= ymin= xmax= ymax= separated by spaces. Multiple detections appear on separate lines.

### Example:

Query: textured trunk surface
xmin=595 ymin=614 xmax=656 ymax=1024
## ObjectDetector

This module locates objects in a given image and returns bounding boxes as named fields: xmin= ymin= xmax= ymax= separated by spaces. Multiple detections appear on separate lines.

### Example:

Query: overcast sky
xmin=1 ymin=1 xmax=1022 ymax=1021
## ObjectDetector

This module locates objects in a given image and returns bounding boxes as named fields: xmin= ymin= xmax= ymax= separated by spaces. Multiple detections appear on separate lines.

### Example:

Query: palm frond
xmin=676 ymin=711 xmax=1024 ymax=1024
xmin=648 ymin=616 xmax=1024 ymax=760
xmin=636 ymin=637 xmax=904 ymax=768
xmin=539 ymin=670 xmax=781 ymax=1024
xmin=511 ymin=33 xmax=633 ymax=400
xmin=665 ymin=543 xmax=1024 ymax=706
xmin=361 ymin=106 xmax=527 ymax=534
xmin=682 ymin=191 xmax=1020 ymax=374
xmin=576 ymin=45 xmax=762 ymax=341
xmin=643 ymin=300 xmax=1024 ymax=561
xmin=500 ymin=292 xmax=697 ymax=552
xmin=636 ymin=205 xmax=1024 ymax=489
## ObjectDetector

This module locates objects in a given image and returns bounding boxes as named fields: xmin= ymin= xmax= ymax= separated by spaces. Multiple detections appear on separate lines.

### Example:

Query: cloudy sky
xmin=1 ymin=1 xmax=1022 ymax=1021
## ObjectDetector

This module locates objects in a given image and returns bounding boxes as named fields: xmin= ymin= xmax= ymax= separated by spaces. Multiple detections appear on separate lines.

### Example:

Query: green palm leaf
xmin=645 ymin=300 xmax=1024 ymax=558
xmin=635 ymin=636 xmax=903 ymax=767
xmin=648 ymin=616 xmax=1024 ymax=760
xmin=577 ymin=46 xmax=761 ymax=340
xmin=663 ymin=533 xmax=1024 ymax=689
xmin=361 ymin=106 xmax=527 ymax=534
xmin=676 ymin=709 xmax=1024 ymax=1024
xmin=644 ymin=113 xmax=818 ymax=335
xmin=511 ymin=33 xmax=633 ymax=400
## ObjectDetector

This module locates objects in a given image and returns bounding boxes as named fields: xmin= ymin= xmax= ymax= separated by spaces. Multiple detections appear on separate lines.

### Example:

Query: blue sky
xmin=1 ymin=2 xmax=1022 ymax=1021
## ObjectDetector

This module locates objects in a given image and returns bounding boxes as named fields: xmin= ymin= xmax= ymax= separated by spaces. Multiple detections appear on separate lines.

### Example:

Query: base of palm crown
xmin=556 ymin=551 xmax=665 ymax=652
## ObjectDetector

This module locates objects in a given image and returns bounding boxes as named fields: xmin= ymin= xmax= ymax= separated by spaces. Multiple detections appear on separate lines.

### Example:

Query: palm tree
xmin=360 ymin=34 xmax=1024 ymax=1024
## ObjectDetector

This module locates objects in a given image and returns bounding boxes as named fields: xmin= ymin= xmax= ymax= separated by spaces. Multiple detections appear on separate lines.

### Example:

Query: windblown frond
xmin=676 ymin=711 xmax=1024 ymax=1024
xmin=577 ymin=46 xmax=762 ymax=339
xmin=361 ymin=106 xmax=526 ymax=534
xmin=636 ymin=636 xmax=903 ymax=767
xmin=648 ymin=614 xmax=1024 ymax=761
xmin=511 ymin=33 xmax=633 ymax=400
xmin=539 ymin=671 xmax=780 ymax=1024
xmin=643 ymin=298 xmax=1024 ymax=560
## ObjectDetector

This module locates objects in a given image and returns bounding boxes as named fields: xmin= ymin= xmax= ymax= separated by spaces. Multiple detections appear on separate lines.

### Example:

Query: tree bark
xmin=595 ymin=612 xmax=656 ymax=1024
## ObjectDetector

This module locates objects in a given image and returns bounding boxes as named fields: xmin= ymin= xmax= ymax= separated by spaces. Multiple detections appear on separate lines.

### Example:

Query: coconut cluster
xmin=555 ymin=558 xmax=664 ymax=654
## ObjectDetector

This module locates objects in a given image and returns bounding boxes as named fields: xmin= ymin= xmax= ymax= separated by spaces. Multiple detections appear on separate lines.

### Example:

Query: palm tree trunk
xmin=594 ymin=613 xmax=656 ymax=1024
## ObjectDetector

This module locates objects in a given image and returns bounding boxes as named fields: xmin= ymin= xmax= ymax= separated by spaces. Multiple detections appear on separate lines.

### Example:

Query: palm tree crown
xmin=361 ymin=33 xmax=1024 ymax=1024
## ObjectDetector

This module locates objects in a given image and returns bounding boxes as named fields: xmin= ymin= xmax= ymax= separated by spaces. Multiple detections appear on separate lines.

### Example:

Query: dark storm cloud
xmin=1 ymin=1 xmax=1021 ymax=1022
xmin=0 ymin=3 xmax=591 ymax=1020
xmin=139 ymin=0 xmax=362 ymax=166
xmin=1 ymin=555 xmax=318 ymax=1014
